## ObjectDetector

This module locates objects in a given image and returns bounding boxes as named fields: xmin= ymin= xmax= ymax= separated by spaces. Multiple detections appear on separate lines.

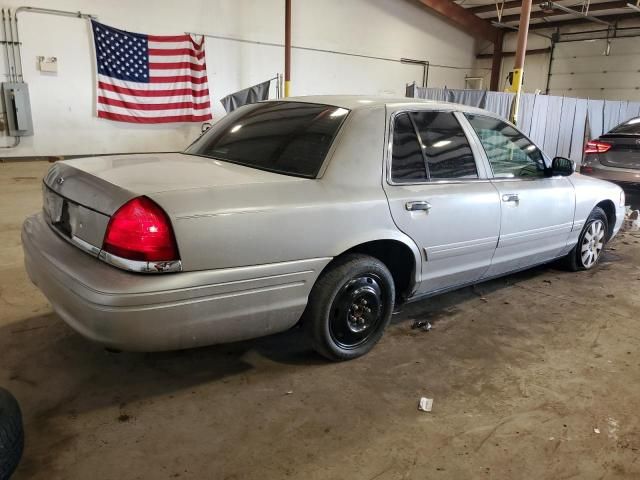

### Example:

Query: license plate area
xmin=43 ymin=185 xmax=71 ymax=237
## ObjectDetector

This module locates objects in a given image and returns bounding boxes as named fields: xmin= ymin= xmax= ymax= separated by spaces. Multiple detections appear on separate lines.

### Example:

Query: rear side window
xmin=609 ymin=117 xmax=640 ymax=135
xmin=391 ymin=113 xmax=427 ymax=182
xmin=412 ymin=112 xmax=478 ymax=180
xmin=390 ymin=111 xmax=478 ymax=182
xmin=185 ymin=101 xmax=350 ymax=178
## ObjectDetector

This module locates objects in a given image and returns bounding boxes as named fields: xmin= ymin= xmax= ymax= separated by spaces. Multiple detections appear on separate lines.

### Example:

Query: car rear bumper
xmin=22 ymin=213 xmax=330 ymax=351
xmin=581 ymin=159 xmax=640 ymax=185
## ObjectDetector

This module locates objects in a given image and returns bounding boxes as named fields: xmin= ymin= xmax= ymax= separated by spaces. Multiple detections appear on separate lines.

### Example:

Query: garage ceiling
xmin=459 ymin=0 xmax=640 ymax=30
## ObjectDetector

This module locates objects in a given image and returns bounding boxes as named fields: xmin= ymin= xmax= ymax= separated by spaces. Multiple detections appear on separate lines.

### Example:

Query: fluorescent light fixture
xmin=230 ymin=124 xmax=242 ymax=133
xmin=330 ymin=108 xmax=349 ymax=117
xmin=432 ymin=140 xmax=451 ymax=148
xmin=539 ymin=1 xmax=613 ymax=26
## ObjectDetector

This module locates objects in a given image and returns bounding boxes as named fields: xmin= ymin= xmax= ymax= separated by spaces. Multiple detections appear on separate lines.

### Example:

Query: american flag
xmin=91 ymin=21 xmax=212 ymax=123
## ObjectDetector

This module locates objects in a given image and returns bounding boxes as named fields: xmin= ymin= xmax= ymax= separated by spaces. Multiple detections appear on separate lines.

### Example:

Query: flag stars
xmin=95 ymin=25 xmax=151 ymax=82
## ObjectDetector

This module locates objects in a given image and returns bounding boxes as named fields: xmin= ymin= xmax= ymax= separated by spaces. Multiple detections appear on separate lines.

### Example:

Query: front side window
xmin=465 ymin=114 xmax=546 ymax=179
xmin=391 ymin=111 xmax=478 ymax=182
xmin=185 ymin=101 xmax=350 ymax=178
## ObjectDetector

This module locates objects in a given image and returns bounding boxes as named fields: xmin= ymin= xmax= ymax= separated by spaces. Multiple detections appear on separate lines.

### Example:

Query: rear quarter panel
xmin=568 ymin=173 xmax=624 ymax=241
xmin=149 ymin=106 xmax=422 ymax=279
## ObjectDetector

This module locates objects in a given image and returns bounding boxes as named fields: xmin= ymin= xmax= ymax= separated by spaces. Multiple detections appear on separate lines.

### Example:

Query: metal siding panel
xmin=557 ymin=97 xmax=576 ymax=159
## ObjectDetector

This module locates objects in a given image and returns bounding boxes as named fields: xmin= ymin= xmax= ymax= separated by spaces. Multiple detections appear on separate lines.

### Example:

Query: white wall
xmin=0 ymin=0 xmax=478 ymax=157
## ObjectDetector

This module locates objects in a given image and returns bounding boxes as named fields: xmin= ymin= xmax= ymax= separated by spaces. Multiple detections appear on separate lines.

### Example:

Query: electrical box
xmin=38 ymin=56 xmax=58 ymax=74
xmin=1 ymin=82 xmax=33 ymax=136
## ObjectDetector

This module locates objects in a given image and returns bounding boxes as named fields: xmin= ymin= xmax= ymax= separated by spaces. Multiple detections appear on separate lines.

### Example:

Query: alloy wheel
xmin=581 ymin=219 xmax=605 ymax=268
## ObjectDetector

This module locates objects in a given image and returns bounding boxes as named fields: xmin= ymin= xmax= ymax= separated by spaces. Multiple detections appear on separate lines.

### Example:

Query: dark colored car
xmin=582 ymin=117 xmax=640 ymax=185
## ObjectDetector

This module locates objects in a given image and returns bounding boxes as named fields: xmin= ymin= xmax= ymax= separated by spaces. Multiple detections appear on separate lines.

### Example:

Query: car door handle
xmin=502 ymin=193 xmax=519 ymax=203
xmin=405 ymin=201 xmax=432 ymax=211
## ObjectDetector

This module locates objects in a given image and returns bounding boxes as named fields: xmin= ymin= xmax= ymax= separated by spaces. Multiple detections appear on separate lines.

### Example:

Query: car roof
xmin=278 ymin=94 xmax=489 ymax=115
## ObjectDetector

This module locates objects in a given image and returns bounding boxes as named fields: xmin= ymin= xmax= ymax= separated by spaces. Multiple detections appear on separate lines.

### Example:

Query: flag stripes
xmin=93 ymin=21 xmax=212 ymax=124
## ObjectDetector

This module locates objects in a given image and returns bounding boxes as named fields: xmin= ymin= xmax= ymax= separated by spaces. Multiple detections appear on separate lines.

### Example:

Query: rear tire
xmin=0 ymin=388 xmax=23 ymax=480
xmin=564 ymin=207 xmax=608 ymax=272
xmin=305 ymin=254 xmax=395 ymax=361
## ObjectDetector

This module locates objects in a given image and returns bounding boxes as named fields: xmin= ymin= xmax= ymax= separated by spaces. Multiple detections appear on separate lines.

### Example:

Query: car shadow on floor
xmin=0 ymin=256 xmax=601 ymax=422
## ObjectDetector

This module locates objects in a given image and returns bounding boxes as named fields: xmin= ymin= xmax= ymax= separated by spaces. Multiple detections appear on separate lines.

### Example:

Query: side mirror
xmin=551 ymin=156 xmax=575 ymax=176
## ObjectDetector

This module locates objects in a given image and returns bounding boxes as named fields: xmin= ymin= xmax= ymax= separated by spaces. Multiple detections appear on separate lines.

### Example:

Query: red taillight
xmin=584 ymin=140 xmax=612 ymax=154
xmin=103 ymin=197 xmax=179 ymax=262
xmin=581 ymin=166 xmax=594 ymax=174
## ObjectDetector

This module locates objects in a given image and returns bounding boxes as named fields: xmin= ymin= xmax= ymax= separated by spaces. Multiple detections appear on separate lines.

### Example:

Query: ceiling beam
xmin=476 ymin=47 xmax=551 ymax=59
xmin=497 ymin=1 xmax=631 ymax=23
xmin=529 ymin=12 xmax=638 ymax=28
xmin=468 ymin=0 xmax=545 ymax=14
xmin=414 ymin=0 xmax=499 ymax=42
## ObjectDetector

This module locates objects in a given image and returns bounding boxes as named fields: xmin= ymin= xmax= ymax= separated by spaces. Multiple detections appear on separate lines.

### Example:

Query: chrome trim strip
xmin=71 ymin=234 xmax=101 ymax=256
xmin=98 ymin=250 xmax=183 ymax=274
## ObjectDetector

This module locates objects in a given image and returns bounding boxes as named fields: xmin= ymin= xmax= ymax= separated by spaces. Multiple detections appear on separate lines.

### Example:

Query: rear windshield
xmin=185 ymin=101 xmax=350 ymax=178
xmin=609 ymin=117 xmax=640 ymax=135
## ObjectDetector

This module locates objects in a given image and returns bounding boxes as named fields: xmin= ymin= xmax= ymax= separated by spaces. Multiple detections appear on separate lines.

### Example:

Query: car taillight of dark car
xmin=584 ymin=140 xmax=612 ymax=154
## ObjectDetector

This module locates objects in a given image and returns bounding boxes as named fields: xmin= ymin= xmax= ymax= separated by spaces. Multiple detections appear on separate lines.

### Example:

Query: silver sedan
xmin=22 ymin=96 xmax=625 ymax=360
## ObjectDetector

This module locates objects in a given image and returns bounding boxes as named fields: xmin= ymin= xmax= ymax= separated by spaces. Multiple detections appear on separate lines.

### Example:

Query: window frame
xmin=461 ymin=112 xmax=552 ymax=183
xmin=386 ymin=108 xmax=490 ymax=186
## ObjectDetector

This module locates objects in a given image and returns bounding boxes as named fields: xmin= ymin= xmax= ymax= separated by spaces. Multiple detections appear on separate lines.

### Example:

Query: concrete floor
xmin=2 ymin=161 xmax=640 ymax=480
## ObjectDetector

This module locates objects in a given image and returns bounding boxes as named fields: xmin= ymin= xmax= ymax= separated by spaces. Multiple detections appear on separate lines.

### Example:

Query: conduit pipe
xmin=284 ymin=0 xmax=291 ymax=97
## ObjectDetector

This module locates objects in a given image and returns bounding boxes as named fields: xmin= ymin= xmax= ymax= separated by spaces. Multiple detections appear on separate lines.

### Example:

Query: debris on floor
xmin=624 ymin=208 xmax=640 ymax=232
xmin=594 ymin=427 xmax=600 ymax=434
xmin=418 ymin=397 xmax=433 ymax=412
xmin=411 ymin=320 xmax=432 ymax=332
xmin=607 ymin=417 xmax=619 ymax=440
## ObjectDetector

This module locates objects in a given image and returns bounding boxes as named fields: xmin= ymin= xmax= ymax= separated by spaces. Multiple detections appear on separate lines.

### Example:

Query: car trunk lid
xmin=598 ymin=134 xmax=640 ymax=169
xmin=42 ymin=152 xmax=306 ymax=253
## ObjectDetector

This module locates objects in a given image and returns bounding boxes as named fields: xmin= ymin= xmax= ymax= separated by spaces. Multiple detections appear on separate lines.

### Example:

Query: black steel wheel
xmin=305 ymin=254 xmax=395 ymax=361
xmin=329 ymin=274 xmax=385 ymax=350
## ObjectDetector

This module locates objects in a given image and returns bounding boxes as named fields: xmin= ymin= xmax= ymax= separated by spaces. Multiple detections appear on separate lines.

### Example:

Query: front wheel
xmin=304 ymin=254 xmax=395 ymax=361
xmin=565 ymin=207 xmax=608 ymax=271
